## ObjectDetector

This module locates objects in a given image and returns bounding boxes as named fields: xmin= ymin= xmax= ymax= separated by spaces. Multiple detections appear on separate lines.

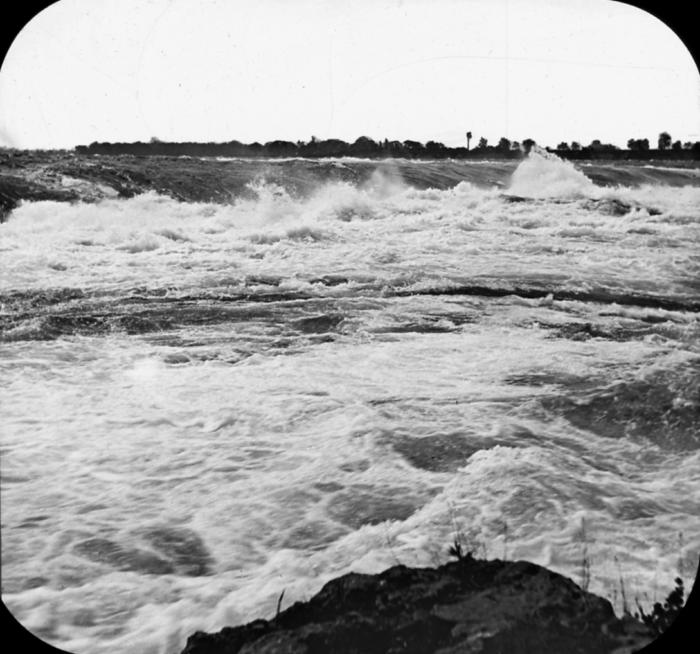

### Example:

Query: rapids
xmin=1 ymin=151 xmax=699 ymax=654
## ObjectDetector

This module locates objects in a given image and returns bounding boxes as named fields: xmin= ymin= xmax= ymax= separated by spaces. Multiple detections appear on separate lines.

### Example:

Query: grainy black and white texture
xmin=1 ymin=147 xmax=698 ymax=653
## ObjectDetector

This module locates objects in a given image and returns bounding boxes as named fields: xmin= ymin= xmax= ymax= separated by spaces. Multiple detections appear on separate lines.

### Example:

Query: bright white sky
xmin=0 ymin=0 xmax=698 ymax=149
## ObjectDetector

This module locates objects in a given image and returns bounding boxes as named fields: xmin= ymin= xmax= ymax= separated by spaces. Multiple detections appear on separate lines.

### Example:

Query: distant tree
xmin=671 ymin=140 xmax=682 ymax=151
xmin=522 ymin=138 xmax=536 ymax=153
xmin=477 ymin=137 xmax=488 ymax=149
xmin=425 ymin=140 xmax=447 ymax=156
xmin=510 ymin=141 xmax=521 ymax=151
xmin=497 ymin=137 xmax=511 ymax=151
xmin=263 ymin=140 xmax=298 ymax=156
xmin=307 ymin=139 xmax=349 ymax=157
xmin=223 ymin=140 xmax=247 ymax=156
xmin=590 ymin=140 xmax=619 ymax=152
xmin=683 ymin=142 xmax=693 ymax=149
xmin=557 ymin=142 xmax=570 ymax=150
xmin=570 ymin=141 xmax=581 ymax=151
xmin=403 ymin=140 xmax=426 ymax=157
xmin=628 ymin=138 xmax=650 ymax=151
xmin=390 ymin=140 xmax=406 ymax=156
xmin=658 ymin=132 xmax=672 ymax=150
xmin=629 ymin=138 xmax=653 ymax=151
xmin=466 ymin=131 xmax=472 ymax=150
xmin=351 ymin=136 xmax=380 ymax=156
xmin=149 ymin=136 xmax=162 ymax=144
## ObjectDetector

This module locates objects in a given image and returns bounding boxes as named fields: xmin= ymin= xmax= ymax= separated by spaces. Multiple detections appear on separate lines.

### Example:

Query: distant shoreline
xmin=5 ymin=134 xmax=700 ymax=162
xmin=74 ymin=140 xmax=700 ymax=162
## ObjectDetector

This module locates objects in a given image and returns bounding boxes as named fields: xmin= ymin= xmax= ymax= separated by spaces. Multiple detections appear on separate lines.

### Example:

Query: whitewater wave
xmin=3 ymin=152 xmax=699 ymax=223
xmin=2 ymin=153 xmax=699 ymax=304
xmin=2 ymin=151 xmax=700 ymax=654
xmin=507 ymin=147 xmax=598 ymax=198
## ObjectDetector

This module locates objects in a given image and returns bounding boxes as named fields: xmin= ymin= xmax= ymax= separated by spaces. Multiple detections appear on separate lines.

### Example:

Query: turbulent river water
xmin=1 ymin=152 xmax=699 ymax=653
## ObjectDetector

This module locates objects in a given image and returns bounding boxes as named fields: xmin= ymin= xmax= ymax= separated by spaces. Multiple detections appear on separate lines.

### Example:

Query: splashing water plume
xmin=508 ymin=146 xmax=598 ymax=199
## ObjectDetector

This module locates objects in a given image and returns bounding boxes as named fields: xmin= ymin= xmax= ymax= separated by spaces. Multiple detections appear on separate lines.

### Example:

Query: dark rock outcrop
xmin=181 ymin=558 xmax=654 ymax=654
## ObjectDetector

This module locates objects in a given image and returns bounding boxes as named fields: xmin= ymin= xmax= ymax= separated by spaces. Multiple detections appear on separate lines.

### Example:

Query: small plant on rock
xmin=449 ymin=536 xmax=471 ymax=562
xmin=635 ymin=577 xmax=685 ymax=636
xmin=578 ymin=517 xmax=591 ymax=592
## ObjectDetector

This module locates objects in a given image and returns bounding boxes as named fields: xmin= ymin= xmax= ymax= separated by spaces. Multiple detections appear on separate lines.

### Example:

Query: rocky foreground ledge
xmin=181 ymin=557 xmax=655 ymax=654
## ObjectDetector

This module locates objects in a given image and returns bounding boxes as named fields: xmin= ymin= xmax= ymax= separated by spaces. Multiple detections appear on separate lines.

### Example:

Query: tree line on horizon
xmin=558 ymin=132 xmax=698 ymax=153
xmin=74 ymin=132 xmax=700 ymax=159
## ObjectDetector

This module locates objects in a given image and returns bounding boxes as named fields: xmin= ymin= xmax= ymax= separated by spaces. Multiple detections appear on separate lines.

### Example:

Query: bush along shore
xmin=72 ymin=134 xmax=700 ymax=160
xmin=179 ymin=555 xmax=676 ymax=654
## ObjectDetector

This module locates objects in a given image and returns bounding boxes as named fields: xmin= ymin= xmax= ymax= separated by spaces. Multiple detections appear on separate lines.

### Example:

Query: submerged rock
xmin=581 ymin=198 xmax=632 ymax=216
xmin=326 ymin=489 xmax=423 ymax=529
xmin=181 ymin=558 xmax=654 ymax=654
xmin=72 ymin=527 xmax=216 ymax=577
xmin=73 ymin=538 xmax=174 ymax=575
xmin=141 ymin=526 xmax=214 ymax=576
xmin=544 ymin=364 xmax=700 ymax=451
xmin=292 ymin=314 xmax=345 ymax=334
xmin=388 ymin=432 xmax=482 ymax=472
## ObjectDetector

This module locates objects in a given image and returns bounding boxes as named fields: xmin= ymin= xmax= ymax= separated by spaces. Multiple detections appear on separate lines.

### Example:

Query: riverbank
xmin=180 ymin=556 xmax=658 ymax=654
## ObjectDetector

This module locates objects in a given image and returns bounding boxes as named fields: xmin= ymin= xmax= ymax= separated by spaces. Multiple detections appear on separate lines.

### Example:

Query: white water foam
xmin=1 ymin=158 xmax=699 ymax=653
xmin=507 ymin=147 xmax=599 ymax=198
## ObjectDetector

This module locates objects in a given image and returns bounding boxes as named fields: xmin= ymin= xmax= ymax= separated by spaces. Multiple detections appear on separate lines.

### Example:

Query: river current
xmin=1 ymin=152 xmax=699 ymax=653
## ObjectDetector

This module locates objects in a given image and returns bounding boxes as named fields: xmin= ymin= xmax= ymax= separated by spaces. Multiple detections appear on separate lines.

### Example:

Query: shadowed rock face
xmin=180 ymin=558 xmax=654 ymax=654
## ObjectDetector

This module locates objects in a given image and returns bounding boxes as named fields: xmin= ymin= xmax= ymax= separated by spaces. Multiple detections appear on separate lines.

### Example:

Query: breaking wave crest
xmin=2 ymin=152 xmax=699 ymax=303
xmin=507 ymin=147 xmax=598 ymax=198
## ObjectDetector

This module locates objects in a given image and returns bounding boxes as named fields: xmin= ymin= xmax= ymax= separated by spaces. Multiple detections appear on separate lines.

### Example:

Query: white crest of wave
xmin=2 ymin=192 xmax=208 ymax=242
xmin=507 ymin=147 xmax=597 ymax=199
xmin=239 ymin=170 xmax=408 ymax=241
